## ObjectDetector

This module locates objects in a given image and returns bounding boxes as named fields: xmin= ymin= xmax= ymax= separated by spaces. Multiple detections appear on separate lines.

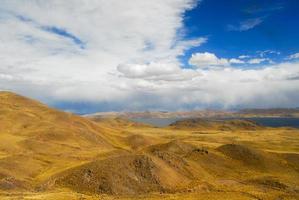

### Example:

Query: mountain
xmin=238 ymin=108 xmax=299 ymax=117
xmin=85 ymin=110 xmax=235 ymax=119
xmin=86 ymin=108 xmax=299 ymax=119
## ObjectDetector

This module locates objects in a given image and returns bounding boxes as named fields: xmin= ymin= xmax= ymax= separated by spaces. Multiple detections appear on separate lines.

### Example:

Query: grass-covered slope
xmin=0 ymin=92 xmax=299 ymax=199
xmin=169 ymin=118 xmax=262 ymax=131
xmin=0 ymin=92 xmax=117 ymax=190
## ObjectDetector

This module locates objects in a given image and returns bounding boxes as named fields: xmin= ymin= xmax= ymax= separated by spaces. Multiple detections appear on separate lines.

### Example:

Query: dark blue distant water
xmin=130 ymin=117 xmax=299 ymax=128
xmin=244 ymin=117 xmax=299 ymax=128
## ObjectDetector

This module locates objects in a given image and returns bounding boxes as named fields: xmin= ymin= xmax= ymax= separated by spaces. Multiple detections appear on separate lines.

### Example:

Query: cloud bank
xmin=1 ymin=1 xmax=299 ymax=113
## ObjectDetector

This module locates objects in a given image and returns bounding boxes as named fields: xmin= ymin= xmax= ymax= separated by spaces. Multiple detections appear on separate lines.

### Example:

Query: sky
xmin=0 ymin=0 xmax=299 ymax=114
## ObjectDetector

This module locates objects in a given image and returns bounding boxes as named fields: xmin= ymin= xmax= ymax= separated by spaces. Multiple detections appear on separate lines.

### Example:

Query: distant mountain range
xmin=85 ymin=108 xmax=299 ymax=119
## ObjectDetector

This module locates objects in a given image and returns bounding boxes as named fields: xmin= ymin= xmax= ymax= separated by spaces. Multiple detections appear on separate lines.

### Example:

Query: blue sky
xmin=180 ymin=0 xmax=299 ymax=67
xmin=1 ymin=0 xmax=299 ymax=114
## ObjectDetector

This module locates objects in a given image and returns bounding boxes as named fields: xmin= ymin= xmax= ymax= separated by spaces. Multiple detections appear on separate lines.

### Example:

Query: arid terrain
xmin=0 ymin=91 xmax=299 ymax=200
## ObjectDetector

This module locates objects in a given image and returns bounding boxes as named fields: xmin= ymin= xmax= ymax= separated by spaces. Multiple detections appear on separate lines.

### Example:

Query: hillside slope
xmin=0 ymin=92 xmax=118 ymax=190
xmin=168 ymin=118 xmax=262 ymax=131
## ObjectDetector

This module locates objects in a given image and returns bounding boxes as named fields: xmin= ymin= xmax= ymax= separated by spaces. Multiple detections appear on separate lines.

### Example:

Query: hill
xmin=0 ymin=91 xmax=118 ymax=190
xmin=168 ymin=118 xmax=262 ymax=131
xmin=0 ymin=91 xmax=299 ymax=199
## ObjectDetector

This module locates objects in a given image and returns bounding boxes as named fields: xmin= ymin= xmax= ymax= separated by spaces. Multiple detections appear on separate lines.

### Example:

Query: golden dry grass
xmin=0 ymin=91 xmax=299 ymax=199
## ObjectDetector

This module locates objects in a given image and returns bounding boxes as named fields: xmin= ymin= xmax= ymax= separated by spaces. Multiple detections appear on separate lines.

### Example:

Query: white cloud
xmin=189 ymin=52 xmax=229 ymax=68
xmin=258 ymin=50 xmax=280 ymax=57
xmin=229 ymin=58 xmax=245 ymax=64
xmin=188 ymin=51 xmax=277 ymax=68
xmin=1 ymin=1 xmax=299 ymax=112
xmin=117 ymin=62 xmax=201 ymax=82
xmin=287 ymin=53 xmax=299 ymax=60
xmin=239 ymin=55 xmax=250 ymax=59
xmin=0 ymin=0 xmax=205 ymax=101
xmin=248 ymin=58 xmax=267 ymax=64
xmin=112 ymin=62 xmax=299 ymax=110
xmin=228 ymin=17 xmax=263 ymax=31
xmin=117 ymin=62 xmax=180 ymax=79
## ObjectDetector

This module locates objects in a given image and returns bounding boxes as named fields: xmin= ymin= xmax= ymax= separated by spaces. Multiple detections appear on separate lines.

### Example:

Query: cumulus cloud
xmin=1 ymin=1 xmax=299 ymax=112
xmin=0 ymin=0 xmax=204 ymax=100
xmin=113 ymin=61 xmax=299 ymax=110
xmin=117 ymin=62 xmax=180 ymax=79
xmin=248 ymin=58 xmax=269 ymax=64
xmin=229 ymin=58 xmax=245 ymax=64
xmin=189 ymin=52 xmax=250 ymax=68
xmin=189 ymin=52 xmax=229 ymax=68
xmin=117 ymin=62 xmax=202 ymax=82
